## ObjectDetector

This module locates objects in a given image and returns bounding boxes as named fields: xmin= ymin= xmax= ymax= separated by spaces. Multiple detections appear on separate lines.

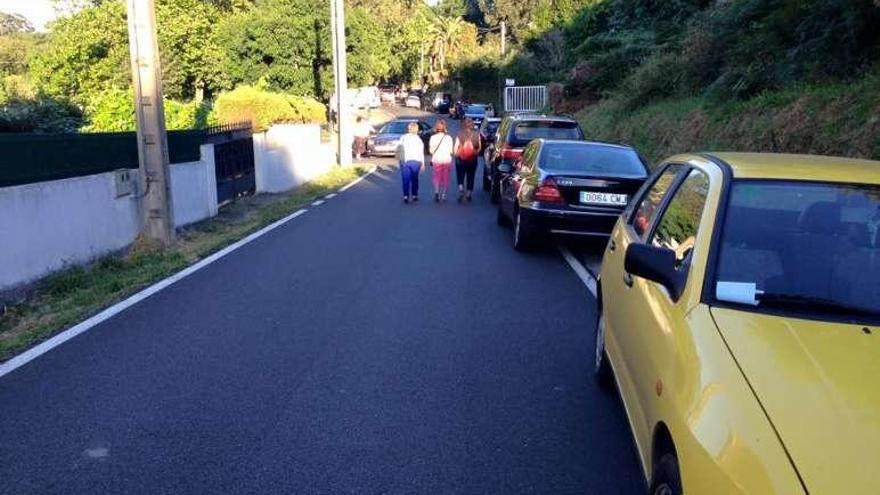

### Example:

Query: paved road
xmin=0 ymin=109 xmax=643 ymax=494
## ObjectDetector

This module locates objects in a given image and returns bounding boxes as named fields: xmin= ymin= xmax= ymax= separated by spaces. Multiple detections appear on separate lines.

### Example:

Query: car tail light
xmin=533 ymin=177 xmax=564 ymax=204
xmin=500 ymin=147 xmax=523 ymax=160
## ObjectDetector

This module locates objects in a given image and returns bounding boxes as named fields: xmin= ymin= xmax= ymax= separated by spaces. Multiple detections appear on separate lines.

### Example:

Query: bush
xmin=82 ymin=88 xmax=214 ymax=132
xmin=210 ymin=85 xmax=326 ymax=132
xmin=0 ymin=94 xmax=83 ymax=133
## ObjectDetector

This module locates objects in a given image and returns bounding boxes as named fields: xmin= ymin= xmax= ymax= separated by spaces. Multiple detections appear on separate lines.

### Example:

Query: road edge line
xmin=558 ymin=245 xmax=598 ymax=297
xmin=0 ymin=166 xmax=372 ymax=377
xmin=0 ymin=206 xmax=315 ymax=379
xmin=338 ymin=165 xmax=377 ymax=192
xmin=1 ymin=166 xmax=380 ymax=377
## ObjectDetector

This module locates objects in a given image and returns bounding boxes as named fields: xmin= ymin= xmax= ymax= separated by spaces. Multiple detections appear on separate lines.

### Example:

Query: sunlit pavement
xmin=0 ymin=106 xmax=644 ymax=494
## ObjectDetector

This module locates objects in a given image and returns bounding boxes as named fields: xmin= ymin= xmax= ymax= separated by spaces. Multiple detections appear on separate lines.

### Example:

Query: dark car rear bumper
xmin=521 ymin=205 xmax=621 ymax=237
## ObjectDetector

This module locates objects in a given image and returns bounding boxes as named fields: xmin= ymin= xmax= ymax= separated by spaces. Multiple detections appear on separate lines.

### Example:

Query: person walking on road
xmin=396 ymin=121 xmax=426 ymax=204
xmin=428 ymin=119 xmax=454 ymax=202
xmin=454 ymin=118 xmax=481 ymax=203
xmin=353 ymin=116 xmax=373 ymax=160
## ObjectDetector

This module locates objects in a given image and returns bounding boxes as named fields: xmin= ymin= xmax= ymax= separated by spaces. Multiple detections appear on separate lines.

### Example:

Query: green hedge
xmin=211 ymin=86 xmax=326 ymax=132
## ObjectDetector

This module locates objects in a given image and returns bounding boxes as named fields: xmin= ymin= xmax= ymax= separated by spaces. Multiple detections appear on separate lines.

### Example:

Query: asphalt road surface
xmin=0 ymin=108 xmax=643 ymax=494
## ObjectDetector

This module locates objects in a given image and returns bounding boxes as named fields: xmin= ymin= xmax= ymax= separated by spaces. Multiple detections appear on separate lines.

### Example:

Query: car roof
xmin=538 ymin=139 xmax=634 ymax=150
xmin=670 ymin=152 xmax=880 ymax=185
xmin=506 ymin=114 xmax=578 ymax=123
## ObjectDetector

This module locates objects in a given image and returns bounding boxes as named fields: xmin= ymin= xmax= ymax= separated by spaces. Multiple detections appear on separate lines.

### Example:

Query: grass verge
xmin=0 ymin=165 xmax=371 ymax=363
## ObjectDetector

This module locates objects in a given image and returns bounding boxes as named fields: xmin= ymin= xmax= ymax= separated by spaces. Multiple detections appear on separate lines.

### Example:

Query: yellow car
xmin=596 ymin=153 xmax=880 ymax=494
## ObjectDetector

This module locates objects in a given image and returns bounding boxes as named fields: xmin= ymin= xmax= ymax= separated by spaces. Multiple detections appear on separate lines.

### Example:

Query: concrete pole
xmin=127 ymin=0 xmax=175 ymax=245
xmin=329 ymin=0 xmax=339 ymax=132
xmin=330 ymin=0 xmax=352 ymax=166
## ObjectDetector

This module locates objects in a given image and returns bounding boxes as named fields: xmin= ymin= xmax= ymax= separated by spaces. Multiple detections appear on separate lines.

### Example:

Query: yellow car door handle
xmin=623 ymin=272 xmax=634 ymax=287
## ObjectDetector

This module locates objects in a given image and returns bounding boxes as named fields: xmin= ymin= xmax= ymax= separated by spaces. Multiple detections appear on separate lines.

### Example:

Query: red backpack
xmin=457 ymin=135 xmax=478 ymax=161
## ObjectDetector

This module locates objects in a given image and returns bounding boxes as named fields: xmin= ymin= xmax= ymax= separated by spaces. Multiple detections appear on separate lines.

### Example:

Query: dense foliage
xmin=2 ymin=0 xmax=879 ymax=139
xmin=212 ymin=85 xmax=326 ymax=131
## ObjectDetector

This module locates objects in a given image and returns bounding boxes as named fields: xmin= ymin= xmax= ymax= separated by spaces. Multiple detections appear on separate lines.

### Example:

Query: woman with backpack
xmin=428 ymin=119 xmax=454 ymax=202
xmin=453 ymin=118 xmax=482 ymax=203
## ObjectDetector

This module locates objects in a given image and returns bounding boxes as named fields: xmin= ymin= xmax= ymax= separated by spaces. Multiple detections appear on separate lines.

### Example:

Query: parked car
xmin=404 ymin=95 xmax=422 ymax=109
xmin=367 ymin=119 xmax=431 ymax=156
xmin=463 ymin=103 xmax=491 ymax=126
xmin=379 ymin=86 xmax=397 ymax=104
xmin=496 ymin=140 xmax=648 ymax=250
xmin=485 ymin=115 xmax=585 ymax=202
xmin=596 ymin=152 xmax=880 ymax=495
xmin=432 ymin=92 xmax=452 ymax=113
xmin=478 ymin=117 xmax=502 ymax=164
xmin=356 ymin=87 xmax=381 ymax=109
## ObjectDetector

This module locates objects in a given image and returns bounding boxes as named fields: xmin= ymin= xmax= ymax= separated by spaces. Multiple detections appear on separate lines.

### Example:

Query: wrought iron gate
xmin=208 ymin=123 xmax=255 ymax=204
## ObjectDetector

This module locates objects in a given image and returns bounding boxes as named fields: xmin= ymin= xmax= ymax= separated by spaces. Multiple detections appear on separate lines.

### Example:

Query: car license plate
xmin=579 ymin=191 xmax=628 ymax=206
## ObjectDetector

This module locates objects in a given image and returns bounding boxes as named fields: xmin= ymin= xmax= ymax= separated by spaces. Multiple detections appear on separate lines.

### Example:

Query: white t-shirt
xmin=396 ymin=134 xmax=425 ymax=165
xmin=428 ymin=133 xmax=454 ymax=164
xmin=354 ymin=121 xmax=374 ymax=138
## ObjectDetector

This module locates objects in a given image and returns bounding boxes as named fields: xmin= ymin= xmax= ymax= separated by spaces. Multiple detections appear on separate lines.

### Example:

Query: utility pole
xmin=419 ymin=43 xmax=425 ymax=84
xmin=500 ymin=21 xmax=506 ymax=58
xmin=127 ymin=0 xmax=175 ymax=245
xmin=330 ymin=0 xmax=352 ymax=166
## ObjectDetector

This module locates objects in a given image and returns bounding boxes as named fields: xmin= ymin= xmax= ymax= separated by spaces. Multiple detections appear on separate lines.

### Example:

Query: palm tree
xmin=428 ymin=13 xmax=465 ymax=72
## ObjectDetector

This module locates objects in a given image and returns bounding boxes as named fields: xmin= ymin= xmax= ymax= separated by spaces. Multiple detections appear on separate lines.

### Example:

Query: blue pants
xmin=400 ymin=161 xmax=421 ymax=197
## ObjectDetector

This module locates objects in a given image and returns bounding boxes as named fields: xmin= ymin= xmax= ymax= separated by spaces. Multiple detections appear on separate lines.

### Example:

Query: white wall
xmin=254 ymin=124 xmax=335 ymax=194
xmin=170 ymin=144 xmax=217 ymax=227
xmin=0 ymin=171 xmax=141 ymax=291
xmin=0 ymin=145 xmax=218 ymax=291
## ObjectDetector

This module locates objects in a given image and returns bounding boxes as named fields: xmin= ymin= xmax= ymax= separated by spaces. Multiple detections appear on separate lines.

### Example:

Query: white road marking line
xmin=338 ymin=165 xmax=377 ymax=192
xmin=0 ymin=167 xmax=364 ymax=377
xmin=558 ymin=244 xmax=598 ymax=297
xmin=324 ymin=193 xmax=337 ymax=199
xmin=1 ymin=206 xmax=308 ymax=379
xmin=311 ymin=199 xmax=325 ymax=206
xmin=0 ymin=165 xmax=373 ymax=377
xmin=0 ymin=167 xmax=376 ymax=377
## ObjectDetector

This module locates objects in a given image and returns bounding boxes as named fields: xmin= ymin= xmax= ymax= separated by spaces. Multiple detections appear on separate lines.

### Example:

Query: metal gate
xmin=208 ymin=123 xmax=255 ymax=205
xmin=503 ymin=85 xmax=548 ymax=113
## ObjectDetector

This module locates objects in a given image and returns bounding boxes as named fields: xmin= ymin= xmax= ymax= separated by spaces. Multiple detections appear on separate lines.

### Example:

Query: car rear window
xmin=539 ymin=143 xmax=646 ymax=175
xmin=467 ymin=105 xmax=488 ymax=114
xmin=380 ymin=121 xmax=410 ymax=134
xmin=511 ymin=121 xmax=581 ymax=147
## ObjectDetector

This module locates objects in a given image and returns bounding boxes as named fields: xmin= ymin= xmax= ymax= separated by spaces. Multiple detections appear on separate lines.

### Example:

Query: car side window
xmin=631 ymin=164 xmax=683 ymax=239
xmin=651 ymin=169 xmax=710 ymax=270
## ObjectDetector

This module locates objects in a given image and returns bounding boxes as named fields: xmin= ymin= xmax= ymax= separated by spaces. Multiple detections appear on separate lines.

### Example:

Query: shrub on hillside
xmin=211 ymin=86 xmax=326 ymax=132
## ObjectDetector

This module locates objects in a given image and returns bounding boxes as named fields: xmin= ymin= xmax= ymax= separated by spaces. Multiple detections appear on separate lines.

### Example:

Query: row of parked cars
xmin=482 ymin=112 xmax=880 ymax=494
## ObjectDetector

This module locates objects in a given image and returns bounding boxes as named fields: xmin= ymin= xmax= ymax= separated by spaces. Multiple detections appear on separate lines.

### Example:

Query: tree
xmin=31 ymin=0 xmax=229 ymax=103
xmin=0 ymin=12 xmax=34 ymax=35
xmin=29 ymin=1 xmax=130 ymax=103
xmin=215 ymin=0 xmax=332 ymax=97
xmin=346 ymin=7 xmax=394 ymax=87
xmin=428 ymin=13 xmax=465 ymax=72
